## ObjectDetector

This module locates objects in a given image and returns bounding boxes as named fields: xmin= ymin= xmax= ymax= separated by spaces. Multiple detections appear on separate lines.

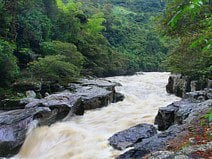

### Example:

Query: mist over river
xmin=12 ymin=72 xmax=180 ymax=159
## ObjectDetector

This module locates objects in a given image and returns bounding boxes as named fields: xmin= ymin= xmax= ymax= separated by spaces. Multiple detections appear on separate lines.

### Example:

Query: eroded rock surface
xmin=109 ymin=124 xmax=157 ymax=150
xmin=0 ymin=107 xmax=50 ymax=157
xmin=0 ymin=78 xmax=124 ymax=157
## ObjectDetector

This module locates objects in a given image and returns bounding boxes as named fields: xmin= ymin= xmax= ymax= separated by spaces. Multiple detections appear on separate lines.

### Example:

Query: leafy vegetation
xmin=2 ymin=0 xmax=209 ymax=97
xmin=25 ymin=55 xmax=81 ymax=84
xmin=161 ymin=0 xmax=212 ymax=79
xmin=0 ymin=40 xmax=19 ymax=87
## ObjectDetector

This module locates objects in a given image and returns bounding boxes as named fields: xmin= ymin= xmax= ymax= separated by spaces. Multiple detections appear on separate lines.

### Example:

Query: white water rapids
xmin=13 ymin=72 xmax=180 ymax=159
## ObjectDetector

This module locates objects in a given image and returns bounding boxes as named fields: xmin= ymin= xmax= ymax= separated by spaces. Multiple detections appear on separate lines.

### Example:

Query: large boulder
xmin=154 ymin=103 xmax=179 ymax=131
xmin=25 ymin=92 xmax=84 ymax=118
xmin=109 ymin=124 xmax=157 ymax=150
xmin=116 ymin=125 xmax=184 ymax=159
xmin=75 ymin=86 xmax=113 ymax=110
xmin=74 ymin=78 xmax=118 ymax=91
xmin=155 ymin=92 xmax=212 ymax=131
xmin=68 ymin=78 xmax=124 ymax=109
xmin=0 ymin=107 xmax=50 ymax=157
xmin=184 ymin=89 xmax=212 ymax=101
xmin=166 ymin=74 xmax=190 ymax=97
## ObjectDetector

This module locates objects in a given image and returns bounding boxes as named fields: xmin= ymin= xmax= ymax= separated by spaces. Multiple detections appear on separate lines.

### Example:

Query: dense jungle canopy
xmin=0 ymin=0 xmax=211 ymax=98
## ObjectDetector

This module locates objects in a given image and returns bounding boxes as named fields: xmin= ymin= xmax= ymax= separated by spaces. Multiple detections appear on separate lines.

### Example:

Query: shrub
xmin=40 ymin=41 xmax=84 ymax=68
xmin=26 ymin=55 xmax=80 ymax=84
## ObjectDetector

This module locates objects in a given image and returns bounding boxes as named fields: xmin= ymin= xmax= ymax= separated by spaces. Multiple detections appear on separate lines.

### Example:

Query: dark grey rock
xmin=0 ymin=107 xmax=50 ymax=157
xmin=166 ymin=74 xmax=210 ymax=97
xmin=147 ymin=151 xmax=174 ymax=159
xmin=154 ymin=104 xmax=179 ymax=131
xmin=0 ymin=99 xmax=26 ymax=110
xmin=25 ymin=92 xmax=84 ymax=117
xmin=109 ymin=124 xmax=157 ymax=150
xmin=114 ymin=92 xmax=124 ymax=102
xmin=184 ymin=89 xmax=212 ymax=101
xmin=116 ymin=125 xmax=184 ymax=159
xmin=166 ymin=74 xmax=190 ymax=97
xmin=116 ymin=149 xmax=150 ymax=159
xmin=75 ymin=86 xmax=113 ymax=110
xmin=76 ymin=78 xmax=117 ymax=91
xmin=154 ymin=97 xmax=211 ymax=131
xmin=13 ymin=82 xmax=42 ymax=92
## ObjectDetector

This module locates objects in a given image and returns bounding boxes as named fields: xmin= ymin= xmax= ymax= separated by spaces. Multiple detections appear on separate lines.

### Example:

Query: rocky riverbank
xmin=109 ymin=82 xmax=211 ymax=158
xmin=166 ymin=74 xmax=212 ymax=98
xmin=0 ymin=78 xmax=124 ymax=157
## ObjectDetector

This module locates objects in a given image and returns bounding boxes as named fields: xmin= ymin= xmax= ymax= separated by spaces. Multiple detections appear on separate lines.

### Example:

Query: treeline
xmin=0 ymin=0 xmax=168 ymax=97
xmin=161 ymin=0 xmax=211 ymax=79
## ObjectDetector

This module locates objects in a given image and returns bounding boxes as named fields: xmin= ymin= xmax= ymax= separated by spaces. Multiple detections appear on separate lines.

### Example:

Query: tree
xmin=0 ymin=40 xmax=19 ymax=87
xmin=161 ymin=0 xmax=212 ymax=78
xmin=25 ymin=55 xmax=81 ymax=84
xmin=86 ymin=12 xmax=106 ymax=37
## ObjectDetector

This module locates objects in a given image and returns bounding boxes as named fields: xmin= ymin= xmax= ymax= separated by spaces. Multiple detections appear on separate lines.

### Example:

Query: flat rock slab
xmin=77 ymin=78 xmax=117 ymax=89
xmin=109 ymin=124 xmax=157 ymax=150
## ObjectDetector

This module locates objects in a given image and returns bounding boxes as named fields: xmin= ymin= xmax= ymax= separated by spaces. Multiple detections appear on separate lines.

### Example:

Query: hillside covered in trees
xmin=0 ymin=0 xmax=168 ymax=98
xmin=0 ymin=0 xmax=211 ymax=99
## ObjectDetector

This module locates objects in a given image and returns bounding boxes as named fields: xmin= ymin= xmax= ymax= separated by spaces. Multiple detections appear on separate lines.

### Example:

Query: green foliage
xmin=56 ymin=0 xmax=82 ymax=14
xmin=86 ymin=12 xmax=106 ymax=37
xmin=26 ymin=55 xmax=80 ymax=84
xmin=161 ymin=0 xmax=212 ymax=79
xmin=40 ymin=41 xmax=84 ymax=67
xmin=53 ymin=0 xmax=83 ymax=43
xmin=17 ymin=1 xmax=52 ymax=48
xmin=203 ymin=109 xmax=212 ymax=123
xmin=0 ymin=40 xmax=19 ymax=87
xmin=0 ymin=0 xmax=170 ymax=94
xmin=101 ymin=0 xmax=167 ymax=71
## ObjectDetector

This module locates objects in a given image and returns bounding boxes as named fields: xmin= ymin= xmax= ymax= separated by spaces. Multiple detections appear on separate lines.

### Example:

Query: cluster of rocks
xmin=0 ymin=78 xmax=124 ymax=157
xmin=166 ymin=74 xmax=212 ymax=97
xmin=109 ymin=88 xmax=211 ymax=159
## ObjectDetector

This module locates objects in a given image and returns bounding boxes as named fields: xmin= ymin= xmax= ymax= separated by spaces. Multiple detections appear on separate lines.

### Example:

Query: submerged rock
xmin=109 ymin=124 xmax=157 ymax=150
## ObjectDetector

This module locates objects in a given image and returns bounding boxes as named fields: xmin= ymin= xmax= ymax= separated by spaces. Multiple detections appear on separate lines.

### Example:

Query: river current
xmin=13 ymin=72 xmax=180 ymax=159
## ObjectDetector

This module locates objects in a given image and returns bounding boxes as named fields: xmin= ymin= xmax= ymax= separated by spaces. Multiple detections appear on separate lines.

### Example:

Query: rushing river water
xmin=13 ymin=72 xmax=180 ymax=159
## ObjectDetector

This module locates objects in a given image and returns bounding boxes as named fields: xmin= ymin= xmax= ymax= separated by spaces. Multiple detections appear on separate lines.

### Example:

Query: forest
xmin=0 ymin=0 xmax=211 ymax=98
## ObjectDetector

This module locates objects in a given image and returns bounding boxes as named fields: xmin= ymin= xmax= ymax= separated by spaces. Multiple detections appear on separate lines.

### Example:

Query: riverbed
xmin=13 ymin=72 xmax=180 ymax=159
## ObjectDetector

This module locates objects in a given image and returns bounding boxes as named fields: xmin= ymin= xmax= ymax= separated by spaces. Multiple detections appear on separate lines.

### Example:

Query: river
xmin=12 ymin=72 xmax=180 ymax=159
